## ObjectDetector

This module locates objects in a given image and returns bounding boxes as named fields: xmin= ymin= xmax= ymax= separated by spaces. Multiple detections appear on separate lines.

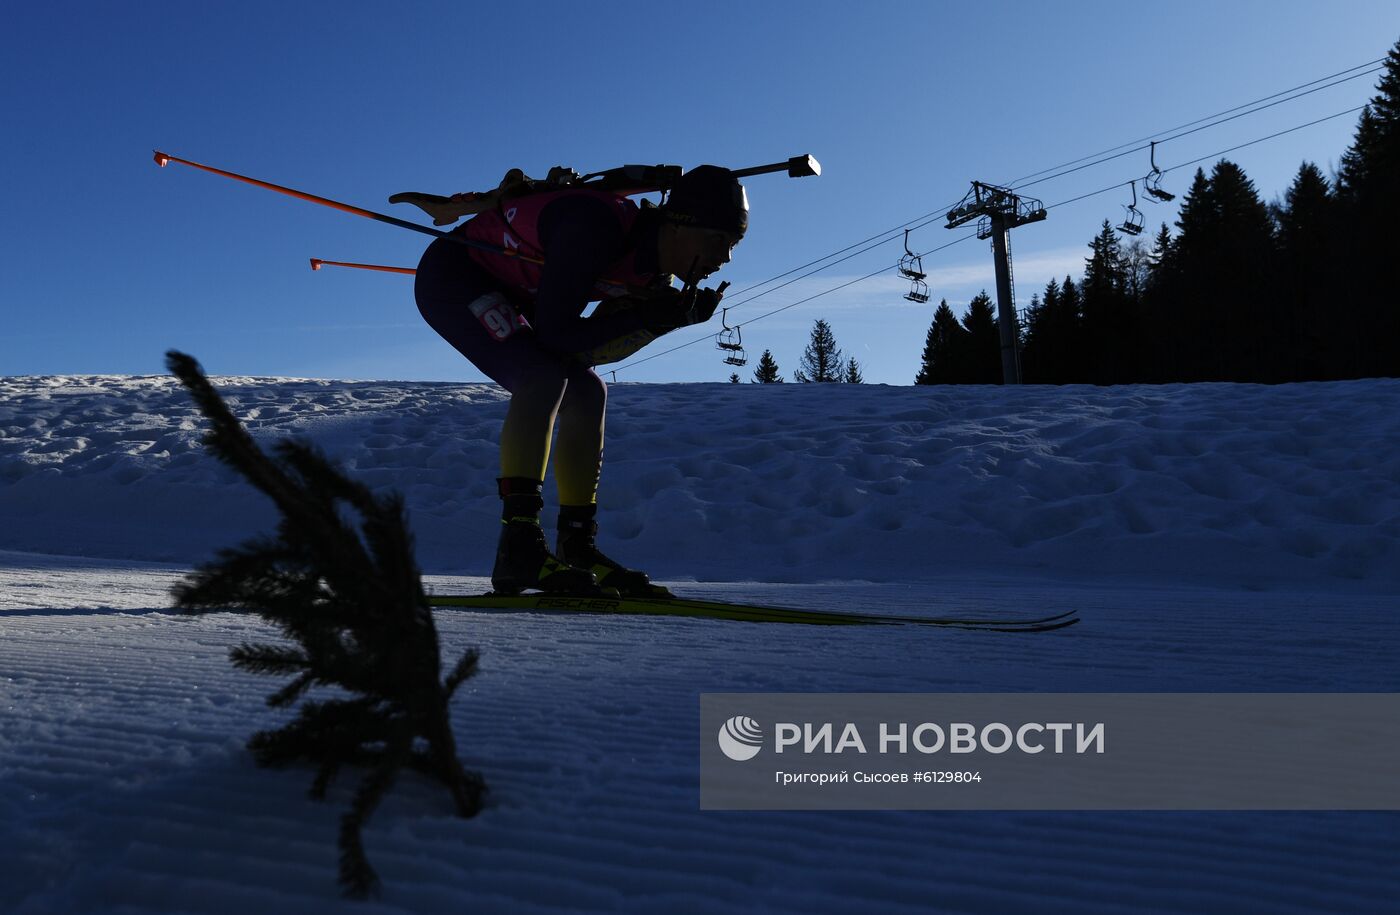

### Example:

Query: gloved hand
xmin=644 ymin=284 xmax=725 ymax=334
xmin=686 ymin=285 xmax=725 ymax=324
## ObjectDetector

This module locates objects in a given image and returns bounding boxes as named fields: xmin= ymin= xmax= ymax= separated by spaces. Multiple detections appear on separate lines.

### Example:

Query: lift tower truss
xmin=946 ymin=182 xmax=1047 ymax=384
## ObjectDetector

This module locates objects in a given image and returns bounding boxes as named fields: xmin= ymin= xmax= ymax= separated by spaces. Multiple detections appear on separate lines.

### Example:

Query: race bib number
xmin=468 ymin=292 xmax=527 ymax=341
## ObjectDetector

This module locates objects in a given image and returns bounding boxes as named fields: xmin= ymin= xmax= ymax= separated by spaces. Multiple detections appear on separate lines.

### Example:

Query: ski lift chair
xmin=900 ymin=228 xmax=932 ymax=302
xmin=716 ymin=309 xmax=748 ymax=366
xmin=1143 ymin=141 xmax=1176 ymax=202
xmin=899 ymin=228 xmax=927 ymax=281
xmin=1118 ymin=181 xmax=1145 ymax=236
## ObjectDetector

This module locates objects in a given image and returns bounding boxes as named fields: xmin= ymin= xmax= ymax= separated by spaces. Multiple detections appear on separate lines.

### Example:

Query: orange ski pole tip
xmin=309 ymin=258 xmax=323 ymax=271
xmin=153 ymin=151 xmax=170 ymax=167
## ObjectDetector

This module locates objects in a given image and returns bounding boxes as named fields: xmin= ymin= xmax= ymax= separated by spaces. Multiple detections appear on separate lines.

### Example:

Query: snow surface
xmin=1 ymin=375 xmax=1398 ymax=913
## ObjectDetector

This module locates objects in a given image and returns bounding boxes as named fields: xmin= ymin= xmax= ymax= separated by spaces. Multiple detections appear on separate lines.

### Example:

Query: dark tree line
xmin=916 ymin=39 xmax=1400 ymax=385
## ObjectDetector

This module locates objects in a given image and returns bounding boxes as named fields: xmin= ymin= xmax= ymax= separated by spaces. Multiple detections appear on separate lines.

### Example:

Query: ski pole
xmin=154 ymin=150 xmax=667 ymax=288
xmin=153 ymin=150 xmax=537 ymax=263
xmin=309 ymin=258 xmax=416 ymax=276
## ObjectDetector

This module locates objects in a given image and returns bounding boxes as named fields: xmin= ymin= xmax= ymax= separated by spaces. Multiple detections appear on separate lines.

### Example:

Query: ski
xmin=427 ymin=593 xmax=1079 ymax=633
xmin=654 ymin=595 xmax=1079 ymax=629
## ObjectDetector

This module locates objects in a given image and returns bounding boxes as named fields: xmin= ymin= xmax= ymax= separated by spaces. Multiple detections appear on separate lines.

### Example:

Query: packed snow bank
xmin=1 ymin=375 xmax=1396 ymax=593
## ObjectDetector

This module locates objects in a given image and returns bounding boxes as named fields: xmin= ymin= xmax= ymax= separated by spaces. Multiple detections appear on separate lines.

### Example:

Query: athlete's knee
xmin=561 ymin=369 xmax=606 ymax=416
xmin=513 ymin=370 xmax=570 ymax=413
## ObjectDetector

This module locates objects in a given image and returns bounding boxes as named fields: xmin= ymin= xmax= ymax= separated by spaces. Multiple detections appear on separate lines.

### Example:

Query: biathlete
xmin=413 ymin=166 xmax=748 ymax=597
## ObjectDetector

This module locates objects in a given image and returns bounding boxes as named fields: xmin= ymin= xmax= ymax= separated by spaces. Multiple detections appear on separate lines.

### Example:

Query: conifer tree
xmin=1337 ymin=106 xmax=1383 ymax=201
xmin=1352 ymin=41 xmax=1400 ymax=200
xmin=1164 ymin=167 xmax=1218 ymax=377
xmin=165 ymin=351 xmax=485 ymax=900
xmin=1059 ymin=276 xmax=1081 ymax=319
xmin=1022 ymin=278 xmax=1082 ymax=384
xmin=1275 ymin=162 xmax=1337 ymax=378
xmin=1147 ymin=223 xmax=1173 ymax=280
xmin=844 ymin=357 xmax=864 ymax=384
xmin=1021 ymin=292 xmax=1046 ymax=381
xmin=1164 ymin=162 xmax=1277 ymax=380
xmin=1083 ymin=220 xmax=1126 ymax=298
xmin=1140 ymin=224 xmax=1177 ymax=381
xmin=1081 ymin=221 xmax=1134 ymax=384
xmin=914 ymin=300 xmax=966 ymax=384
xmin=1023 ymin=292 xmax=1044 ymax=334
xmin=1278 ymin=162 xmax=1331 ymax=247
xmin=1336 ymin=39 xmax=1400 ymax=216
xmin=1334 ymin=40 xmax=1400 ymax=376
xmin=1173 ymin=168 xmax=1217 ymax=263
xmin=751 ymin=349 xmax=784 ymax=383
xmin=793 ymin=319 xmax=844 ymax=382
xmin=729 ymin=372 xmax=741 ymax=383
xmin=1209 ymin=160 xmax=1278 ymax=380
xmin=961 ymin=292 xmax=1002 ymax=384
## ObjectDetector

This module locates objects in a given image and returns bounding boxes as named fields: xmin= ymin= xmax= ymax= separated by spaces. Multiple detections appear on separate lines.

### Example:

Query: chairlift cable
xmin=1044 ymin=104 xmax=1368 ymax=213
xmin=1003 ymin=57 xmax=1385 ymax=187
xmin=1003 ymin=69 xmax=1381 ymax=195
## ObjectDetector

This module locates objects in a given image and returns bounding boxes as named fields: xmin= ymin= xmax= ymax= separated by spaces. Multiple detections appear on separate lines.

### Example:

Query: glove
xmin=643 ymin=285 xmax=725 ymax=334
xmin=687 ymin=286 xmax=724 ymax=324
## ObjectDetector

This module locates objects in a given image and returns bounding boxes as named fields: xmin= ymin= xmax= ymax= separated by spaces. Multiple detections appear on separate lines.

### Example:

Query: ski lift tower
xmin=945 ymin=182 xmax=1047 ymax=384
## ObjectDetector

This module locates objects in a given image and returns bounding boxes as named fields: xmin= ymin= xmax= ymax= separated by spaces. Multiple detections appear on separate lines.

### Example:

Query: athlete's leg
xmin=413 ymin=238 xmax=595 ymax=593
xmin=414 ymin=238 xmax=569 ymax=482
xmin=550 ymin=368 xmax=670 ymax=597
xmin=552 ymin=365 xmax=607 ymax=506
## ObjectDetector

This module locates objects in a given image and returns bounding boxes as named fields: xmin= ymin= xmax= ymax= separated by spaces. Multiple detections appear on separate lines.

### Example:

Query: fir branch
xmin=311 ymin=759 xmax=343 ymax=801
xmin=266 ymin=671 xmax=318 ymax=708
xmin=166 ymin=351 xmax=487 ymax=900
xmin=338 ymin=732 xmax=412 ymax=900
xmin=229 ymin=643 xmax=310 ymax=676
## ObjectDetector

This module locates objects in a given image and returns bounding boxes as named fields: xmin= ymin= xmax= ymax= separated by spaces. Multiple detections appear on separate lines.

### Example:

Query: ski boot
xmin=491 ymin=479 xmax=601 ymax=596
xmin=556 ymin=504 xmax=674 ymax=599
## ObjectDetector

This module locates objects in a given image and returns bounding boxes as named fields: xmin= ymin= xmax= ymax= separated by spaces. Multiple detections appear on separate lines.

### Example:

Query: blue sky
xmin=2 ymin=0 xmax=1397 ymax=384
